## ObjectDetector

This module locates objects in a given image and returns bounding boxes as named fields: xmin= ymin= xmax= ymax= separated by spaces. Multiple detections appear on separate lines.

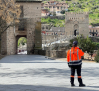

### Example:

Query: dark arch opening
xmin=74 ymin=30 xmax=77 ymax=36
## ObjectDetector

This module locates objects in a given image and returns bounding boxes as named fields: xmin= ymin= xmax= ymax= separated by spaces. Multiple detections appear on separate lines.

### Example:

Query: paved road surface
xmin=0 ymin=55 xmax=99 ymax=91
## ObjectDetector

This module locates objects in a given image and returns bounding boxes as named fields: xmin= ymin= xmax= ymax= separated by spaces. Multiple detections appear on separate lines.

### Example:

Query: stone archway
xmin=74 ymin=24 xmax=79 ymax=36
xmin=16 ymin=35 xmax=27 ymax=54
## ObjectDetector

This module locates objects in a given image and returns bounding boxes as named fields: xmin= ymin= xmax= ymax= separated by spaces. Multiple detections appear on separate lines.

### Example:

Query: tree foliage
xmin=41 ymin=17 xmax=65 ymax=27
xmin=94 ymin=49 xmax=99 ymax=63
xmin=60 ymin=10 xmax=66 ymax=14
xmin=18 ymin=37 xmax=27 ymax=47
xmin=68 ymin=0 xmax=99 ymax=25
xmin=0 ymin=0 xmax=21 ymax=24
xmin=69 ymin=36 xmax=96 ymax=55
xmin=0 ymin=0 xmax=21 ymax=34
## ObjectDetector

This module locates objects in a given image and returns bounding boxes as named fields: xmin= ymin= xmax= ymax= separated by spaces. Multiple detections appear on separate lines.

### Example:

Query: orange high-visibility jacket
xmin=67 ymin=47 xmax=84 ymax=65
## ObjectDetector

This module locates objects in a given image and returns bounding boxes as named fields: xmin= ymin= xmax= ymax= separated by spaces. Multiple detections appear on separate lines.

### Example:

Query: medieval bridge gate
xmin=1 ymin=0 xmax=42 ymax=55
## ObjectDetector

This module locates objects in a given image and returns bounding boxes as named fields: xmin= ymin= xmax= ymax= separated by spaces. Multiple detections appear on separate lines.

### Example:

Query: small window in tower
xmin=37 ymin=7 xmax=38 ymax=9
xmin=46 ymin=27 xmax=48 ymax=29
xmin=53 ymin=6 xmax=55 ymax=8
xmin=57 ymin=6 xmax=59 ymax=9
xmin=42 ymin=27 xmax=44 ymax=29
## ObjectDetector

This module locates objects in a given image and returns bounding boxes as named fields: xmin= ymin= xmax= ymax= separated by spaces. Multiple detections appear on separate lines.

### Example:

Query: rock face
xmin=1 ymin=0 xmax=42 ymax=55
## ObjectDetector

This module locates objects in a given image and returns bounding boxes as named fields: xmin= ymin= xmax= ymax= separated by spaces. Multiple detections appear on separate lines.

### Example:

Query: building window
xmin=46 ymin=27 xmax=48 ymax=29
xmin=53 ymin=6 xmax=55 ymax=8
xmin=42 ymin=27 xmax=44 ymax=29
xmin=49 ymin=6 xmax=51 ymax=8
xmin=57 ymin=7 xmax=59 ymax=9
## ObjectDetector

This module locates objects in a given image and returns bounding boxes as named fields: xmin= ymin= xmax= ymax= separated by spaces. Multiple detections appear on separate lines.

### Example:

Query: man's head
xmin=73 ymin=41 xmax=78 ymax=46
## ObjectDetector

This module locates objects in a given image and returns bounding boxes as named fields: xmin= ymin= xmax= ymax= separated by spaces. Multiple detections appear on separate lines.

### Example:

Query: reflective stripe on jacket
xmin=67 ymin=47 xmax=84 ymax=65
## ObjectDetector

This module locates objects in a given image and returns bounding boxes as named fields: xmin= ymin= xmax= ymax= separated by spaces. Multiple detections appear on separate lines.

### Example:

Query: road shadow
xmin=0 ymin=68 xmax=70 ymax=78
xmin=0 ymin=55 xmax=67 ymax=63
xmin=0 ymin=84 xmax=98 ymax=91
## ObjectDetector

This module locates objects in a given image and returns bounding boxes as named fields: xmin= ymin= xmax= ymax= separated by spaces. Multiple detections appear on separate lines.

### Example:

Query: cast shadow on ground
xmin=0 ymin=55 xmax=67 ymax=63
xmin=0 ymin=68 xmax=70 ymax=78
xmin=0 ymin=84 xmax=98 ymax=91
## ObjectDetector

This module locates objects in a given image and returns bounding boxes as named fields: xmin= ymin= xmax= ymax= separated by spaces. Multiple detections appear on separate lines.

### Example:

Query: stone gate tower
xmin=1 ymin=0 xmax=42 ymax=55
xmin=65 ymin=12 xmax=89 ymax=37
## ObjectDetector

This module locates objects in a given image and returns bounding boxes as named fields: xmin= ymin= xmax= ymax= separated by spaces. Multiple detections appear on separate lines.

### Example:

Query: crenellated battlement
xmin=65 ymin=12 xmax=89 ymax=22
xmin=66 ymin=12 xmax=88 ymax=15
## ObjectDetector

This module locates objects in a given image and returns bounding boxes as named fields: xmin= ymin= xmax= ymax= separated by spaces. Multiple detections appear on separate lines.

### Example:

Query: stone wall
xmin=33 ymin=49 xmax=66 ymax=58
xmin=42 ymin=16 xmax=65 ymax=20
xmin=46 ymin=50 xmax=66 ymax=58
xmin=7 ymin=27 xmax=16 ymax=55
xmin=26 ymin=18 xmax=35 ymax=54
xmin=35 ymin=22 xmax=42 ymax=49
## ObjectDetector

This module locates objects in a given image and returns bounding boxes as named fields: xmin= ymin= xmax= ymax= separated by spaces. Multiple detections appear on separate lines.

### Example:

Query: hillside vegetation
xmin=42 ymin=0 xmax=99 ymax=26
xmin=68 ymin=0 xmax=99 ymax=25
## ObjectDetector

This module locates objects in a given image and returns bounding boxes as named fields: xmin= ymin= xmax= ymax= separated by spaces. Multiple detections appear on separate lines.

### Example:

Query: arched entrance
xmin=74 ymin=24 xmax=79 ymax=36
xmin=16 ymin=36 xmax=27 ymax=54
xmin=74 ymin=30 xmax=77 ymax=36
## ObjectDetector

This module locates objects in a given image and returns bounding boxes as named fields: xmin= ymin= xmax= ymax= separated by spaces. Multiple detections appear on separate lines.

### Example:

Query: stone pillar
xmin=7 ymin=26 xmax=16 ymax=55
xmin=26 ymin=18 xmax=35 ymax=54
xmin=34 ymin=22 xmax=42 ymax=50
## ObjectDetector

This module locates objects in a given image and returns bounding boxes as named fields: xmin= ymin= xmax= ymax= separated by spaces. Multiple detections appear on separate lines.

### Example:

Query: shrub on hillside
xmin=94 ymin=49 xmax=99 ymax=63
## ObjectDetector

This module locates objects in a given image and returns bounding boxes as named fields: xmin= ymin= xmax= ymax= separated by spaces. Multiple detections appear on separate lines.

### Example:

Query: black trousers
xmin=71 ymin=65 xmax=81 ymax=77
xmin=70 ymin=65 xmax=83 ymax=84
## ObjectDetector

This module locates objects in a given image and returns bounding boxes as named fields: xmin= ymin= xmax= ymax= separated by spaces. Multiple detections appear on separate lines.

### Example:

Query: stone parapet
xmin=46 ymin=50 xmax=66 ymax=58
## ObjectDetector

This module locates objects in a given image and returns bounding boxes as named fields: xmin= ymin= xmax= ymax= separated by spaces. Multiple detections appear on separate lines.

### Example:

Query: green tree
xmin=60 ymin=10 xmax=66 ymax=14
xmin=70 ymin=36 xmax=96 ymax=58
xmin=18 ymin=37 xmax=27 ymax=47
xmin=94 ymin=49 xmax=99 ymax=63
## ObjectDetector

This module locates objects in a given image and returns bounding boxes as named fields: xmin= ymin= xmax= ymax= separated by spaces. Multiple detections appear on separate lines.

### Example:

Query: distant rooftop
xmin=16 ymin=0 xmax=42 ymax=2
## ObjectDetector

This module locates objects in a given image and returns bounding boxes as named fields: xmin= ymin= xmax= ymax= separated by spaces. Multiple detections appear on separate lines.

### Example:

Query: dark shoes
xmin=79 ymin=84 xmax=86 ymax=87
xmin=71 ymin=84 xmax=75 ymax=87
xmin=71 ymin=84 xmax=86 ymax=87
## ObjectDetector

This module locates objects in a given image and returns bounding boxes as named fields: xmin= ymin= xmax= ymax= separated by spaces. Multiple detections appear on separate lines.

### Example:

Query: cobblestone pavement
xmin=0 ymin=55 xmax=99 ymax=91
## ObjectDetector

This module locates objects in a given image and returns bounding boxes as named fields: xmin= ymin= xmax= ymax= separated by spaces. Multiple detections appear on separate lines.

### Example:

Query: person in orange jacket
xmin=67 ymin=41 xmax=85 ymax=87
